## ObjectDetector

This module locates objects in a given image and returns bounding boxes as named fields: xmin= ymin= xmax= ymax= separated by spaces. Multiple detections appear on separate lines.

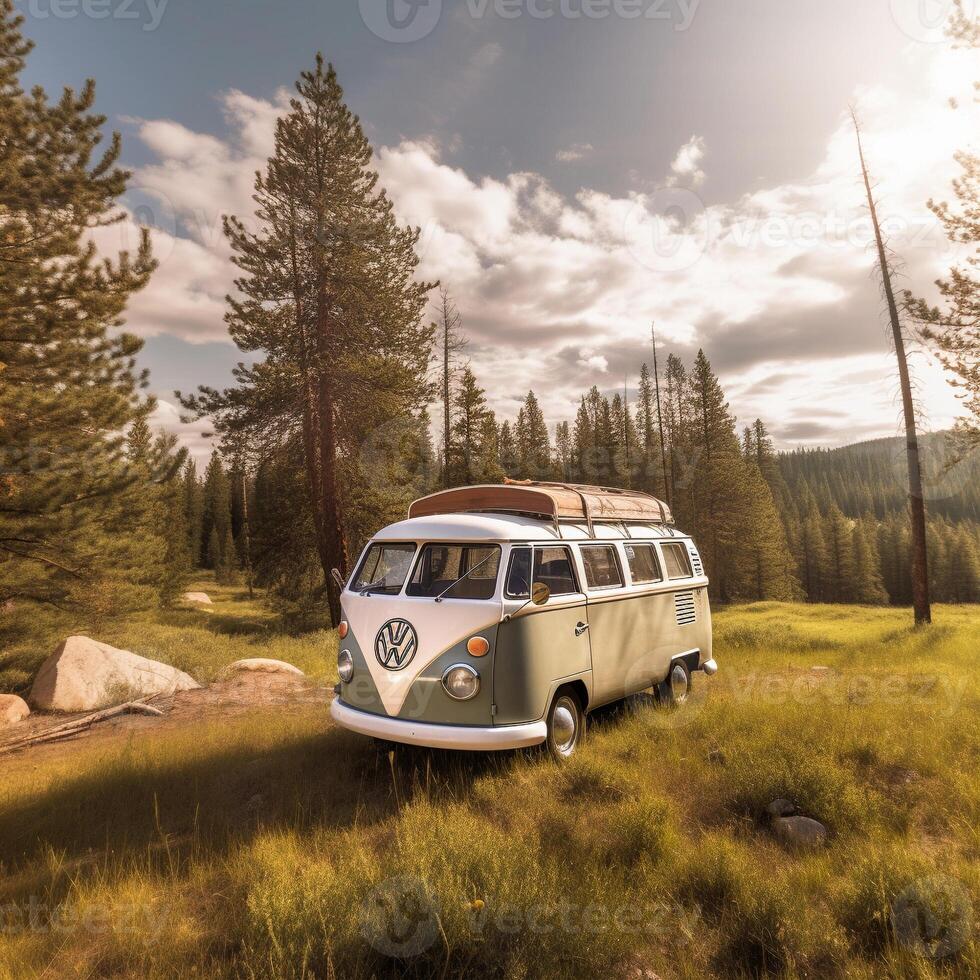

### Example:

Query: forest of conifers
xmin=2 ymin=0 xmax=977 ymax=630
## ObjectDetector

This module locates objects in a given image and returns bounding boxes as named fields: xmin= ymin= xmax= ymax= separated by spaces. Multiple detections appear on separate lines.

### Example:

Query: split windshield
xmin=351 ymin=543 xmax=416 ymax=595
xmin=407 ymin=544 xmax=501 ymax=600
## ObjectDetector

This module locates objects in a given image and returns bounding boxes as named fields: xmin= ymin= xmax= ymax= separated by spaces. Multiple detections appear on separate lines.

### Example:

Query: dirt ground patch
xmin=0 ymin=671 xmax=331 ymax=764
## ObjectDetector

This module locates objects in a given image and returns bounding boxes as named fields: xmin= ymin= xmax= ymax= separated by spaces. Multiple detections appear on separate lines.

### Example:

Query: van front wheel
xmin=546 ymin=690 xmax=583 ymax=761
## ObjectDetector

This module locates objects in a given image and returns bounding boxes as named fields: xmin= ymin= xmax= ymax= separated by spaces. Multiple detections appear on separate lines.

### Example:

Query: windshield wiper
xmin=359 ymin=579 xmax=387 ymax=596
xmin=433 ymin=553 xmax=495 ymax=602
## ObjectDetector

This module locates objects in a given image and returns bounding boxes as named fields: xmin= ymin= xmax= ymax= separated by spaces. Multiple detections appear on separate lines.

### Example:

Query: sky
xmin=17 ymin=0 xmax=979 ymax=462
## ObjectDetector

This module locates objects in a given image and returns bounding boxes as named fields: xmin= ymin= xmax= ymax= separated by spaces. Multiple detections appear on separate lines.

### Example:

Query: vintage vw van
xmin=330 ymin=482 xmax=716 ymax=759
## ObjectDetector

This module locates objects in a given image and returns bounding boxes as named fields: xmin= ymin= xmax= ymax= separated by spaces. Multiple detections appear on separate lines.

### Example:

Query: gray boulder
xmin=772 ymin=815 xmax=828 ymax=850
xmin=183 ymin=592 xmax=213 ymax=604
xmin=225 ymin=658 xmax=305 ymax=677
xmin=0 ymin=694 xmax=30 ymax=727
xmin=766 ymin=798 xmax=798 ymax=818
xmin=30 ymin=636 xmax=200 ymax=711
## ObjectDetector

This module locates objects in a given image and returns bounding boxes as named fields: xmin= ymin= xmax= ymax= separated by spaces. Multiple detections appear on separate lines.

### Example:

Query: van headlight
xmin=338 ymin=649 xmax=354 ymax=683
xmin=442 ymin=664 xmax=480 ymax=701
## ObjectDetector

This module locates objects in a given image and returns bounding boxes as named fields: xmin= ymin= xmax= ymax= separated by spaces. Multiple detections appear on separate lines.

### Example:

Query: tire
xmin=656 ymin=659 xmax=692 ymax=708
xmin=546 ymin=689 xmax=584 ymax=761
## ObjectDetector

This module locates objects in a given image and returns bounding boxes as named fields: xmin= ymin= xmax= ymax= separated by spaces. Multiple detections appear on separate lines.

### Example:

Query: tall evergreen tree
xmin=201 ymin=455 xmax=232 ymax=571
xmin=514 ymin=390 xmax=551 ymax=479
xmin=498 ymin=421 xmax=518 ymax=478
xmin=446 ymin=366 xmax=489 ymax=485
xmin=824 ymin=505 xmax=856 ymax=603
xmin=905 ymin=4 xmax=979 ymax=450
xmin=181 ymin=461 xmax=205 ymax=567
xmin=0 ymin=2 xmax=163 ymax=608
xmin=180 ymin=56 xmax=433 ymax=624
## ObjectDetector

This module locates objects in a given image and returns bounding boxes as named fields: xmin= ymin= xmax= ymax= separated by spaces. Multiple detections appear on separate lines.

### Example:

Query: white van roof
xmin=375 ymin=513 xmax=689 ymax=544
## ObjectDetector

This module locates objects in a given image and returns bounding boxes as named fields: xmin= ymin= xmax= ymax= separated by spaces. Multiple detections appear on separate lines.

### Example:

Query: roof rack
xmin=408 ymin=480 xmax=673 ymax=534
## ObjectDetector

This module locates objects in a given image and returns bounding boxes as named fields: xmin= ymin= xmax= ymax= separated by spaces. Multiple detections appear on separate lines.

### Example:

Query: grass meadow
xmin=0 ymin=593 xmax=978 ymax=978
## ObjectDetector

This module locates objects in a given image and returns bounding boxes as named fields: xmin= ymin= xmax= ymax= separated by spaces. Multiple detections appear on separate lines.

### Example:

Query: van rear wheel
xmin=546 ymin=690 xmax=583 ymax=761
xmin=656 ymin=660 xmax=691 ymax=707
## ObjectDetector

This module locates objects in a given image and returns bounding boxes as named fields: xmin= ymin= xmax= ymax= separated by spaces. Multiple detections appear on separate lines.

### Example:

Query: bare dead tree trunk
xmin=651 ymin=324 xmax=671 ymax=505
xmin=852 ymin=108 xmax=931 ymax=625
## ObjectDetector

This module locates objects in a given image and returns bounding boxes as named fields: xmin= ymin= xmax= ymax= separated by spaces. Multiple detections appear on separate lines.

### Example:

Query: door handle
xmin=575 ymin=622 xmax=589 ymax=636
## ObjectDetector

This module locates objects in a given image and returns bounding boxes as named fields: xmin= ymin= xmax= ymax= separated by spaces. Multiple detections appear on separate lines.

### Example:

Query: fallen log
xmin=0 ymin=699 xmax=165 ymax=754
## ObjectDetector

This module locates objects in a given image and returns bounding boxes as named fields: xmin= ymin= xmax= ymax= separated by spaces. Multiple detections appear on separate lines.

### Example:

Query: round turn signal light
xmin=338 ymin=621 xmax=349 ymax=639
xmin=466 ymin=636 xmax=490 ymax=657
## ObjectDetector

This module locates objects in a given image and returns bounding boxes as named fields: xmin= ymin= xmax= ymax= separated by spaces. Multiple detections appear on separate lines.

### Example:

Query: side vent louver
xmin=687 ymin=545 xmax=703 ymax=576
xmin=675 ymin=591 xmax=696 ymax=626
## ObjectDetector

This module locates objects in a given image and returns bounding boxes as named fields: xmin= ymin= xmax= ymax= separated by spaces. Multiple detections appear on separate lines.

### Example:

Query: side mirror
xmin=531 ymin=582 xmax=550 ymax=606
xmin=330 ymin=568 xmax=346 ymax=591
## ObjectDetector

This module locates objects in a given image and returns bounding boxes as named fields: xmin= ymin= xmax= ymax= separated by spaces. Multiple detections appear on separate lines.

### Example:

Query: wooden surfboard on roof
xmin=408 ymin=479 xmax=673 ymax=527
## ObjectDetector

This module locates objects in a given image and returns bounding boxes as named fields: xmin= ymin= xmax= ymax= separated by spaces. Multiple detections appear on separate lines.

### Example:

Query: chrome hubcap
xmin=552 ymin=697 xmax=578 ymax=755
xmin=670 ymin=664 xmax=690 ymax=703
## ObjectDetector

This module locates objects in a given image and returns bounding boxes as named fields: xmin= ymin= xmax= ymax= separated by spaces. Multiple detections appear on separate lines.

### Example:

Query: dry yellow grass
xmin=1 ymin=598 xmax=978 ymax=978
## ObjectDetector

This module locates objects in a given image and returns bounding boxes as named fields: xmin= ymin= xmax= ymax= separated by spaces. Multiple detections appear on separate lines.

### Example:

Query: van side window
xmin=624 ymin=543 xmax=662 ymax=584
xmin=505 ymin=548 xmax=532 ymax=599
xmin=580 ymin=545 xmax=624 ymax=590
xmin=533 ymin=546 xmax=578 ymax=596
xmin=662 ymin=542 xmax=693 ymax=579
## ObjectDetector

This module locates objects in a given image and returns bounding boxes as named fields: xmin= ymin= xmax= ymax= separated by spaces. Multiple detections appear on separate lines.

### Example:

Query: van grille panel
xmin=687 ymin=546 xmax=703 ymax=576
xmin=675 ymin=591 xmax=696 ymax=626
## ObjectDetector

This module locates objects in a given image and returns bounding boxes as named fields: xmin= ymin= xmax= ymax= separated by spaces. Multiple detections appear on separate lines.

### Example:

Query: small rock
xmin=772 ymin=815 xmax=828 ymax=850
xmin=766 ymin=798 xmax=798 ymax=819
xmin=0 ymin=694 xmax=30 ymax=727
xmin=30 ymin=636 xmax=200 ymax=711
xmin=183 ymin=592 xmax=213 ymax=605
xmin=708 ymin=748 xmax=727 ymax=766
xmin=225 ymin=658 xmax=305 ymax=677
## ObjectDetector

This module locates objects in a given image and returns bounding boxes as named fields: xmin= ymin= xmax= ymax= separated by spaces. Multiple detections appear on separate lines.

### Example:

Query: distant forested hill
xmin=774 ymin=434 xmax=979 ymax=605
xmin=778 ymin=433 xmax=979 ymax=523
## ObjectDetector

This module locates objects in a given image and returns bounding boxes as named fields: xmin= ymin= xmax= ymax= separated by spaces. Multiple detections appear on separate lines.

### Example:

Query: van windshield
xmin=352 ymin=543 xmax=416 ymax=595
xmin=407 ymin=544 xmax=501 ymax=600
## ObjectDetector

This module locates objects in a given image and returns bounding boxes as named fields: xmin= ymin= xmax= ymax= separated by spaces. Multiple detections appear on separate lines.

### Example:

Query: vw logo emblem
xmin=375 ymin=619 xmax=418 ymax=671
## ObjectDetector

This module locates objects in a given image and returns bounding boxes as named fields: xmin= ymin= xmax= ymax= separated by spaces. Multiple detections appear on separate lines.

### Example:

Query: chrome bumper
xmin=701 ymin=658 xmax=719 ymax=676
xmin=330 ymin=698 xmax=548 ymax=751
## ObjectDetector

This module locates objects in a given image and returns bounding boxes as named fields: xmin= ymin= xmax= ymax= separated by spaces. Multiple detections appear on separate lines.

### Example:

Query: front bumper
xmin=330 ymin=698 xmax=547 ymax=751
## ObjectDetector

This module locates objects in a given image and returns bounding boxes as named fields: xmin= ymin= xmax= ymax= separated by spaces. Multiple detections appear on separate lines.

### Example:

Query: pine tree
xmin=447 ymin=366 xmax=489 ymax=485
xmin=514 ymin=391 xmax=551 ymax=480
xmin=737 ymin=460 xmax=800 ymax=601
xmin=683 ymin=351 xmax=747 ymax=600
xmin=474 ymin=412 xmax=503 ymax=483
xmin=851 ymin=517 xmax=888 ymax=604
xmin=798 ymin=506 xmax=830 ymax=602
xmin=0 ymin=2 xmax=161 ymax=608
xmin=904 ymin=6 xmax=979 ymax=450
xmin=201 ymin=455 xmax=232 ymax=570
xmin=180 ymin=56 xmax=433 ymax=624
xmin=824 ymin=505 xmax=856 ymax=603
xmin=554 ymin=421 xmax=572 ymax=481
xmin=498 ymin=421 xmax=518 ymax=478
xmin=216 ymin=526 xmax=239 ymax=585
xmin=181 ymin=461 xmax=205 ymax=567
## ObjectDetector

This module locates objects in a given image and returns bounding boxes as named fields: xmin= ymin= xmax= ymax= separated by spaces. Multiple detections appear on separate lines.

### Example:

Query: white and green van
xmin=330 ymin=481 xmax=716 ymax=760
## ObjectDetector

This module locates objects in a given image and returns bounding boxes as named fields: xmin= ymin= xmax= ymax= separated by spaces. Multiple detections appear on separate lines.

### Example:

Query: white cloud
xmin=556 ymin=142 xmax=595 ymax=163
xmin=668 ymin=135 xmax=706 ymax=187
xmin=121 ymin=40 xmax=977 ymax=457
